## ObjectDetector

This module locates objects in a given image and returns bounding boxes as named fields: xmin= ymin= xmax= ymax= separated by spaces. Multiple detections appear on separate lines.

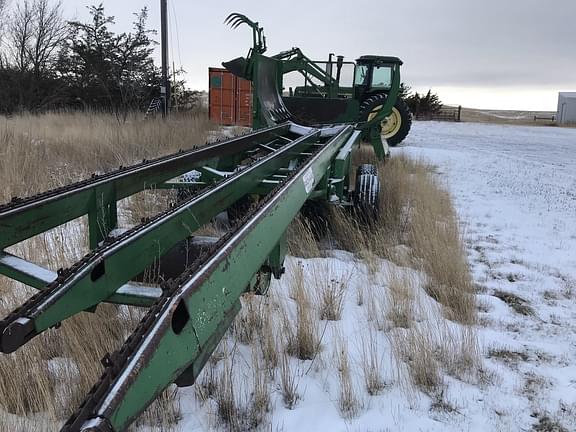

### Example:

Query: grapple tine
xmin=225 ymin=13 xmax=250 ymax=28
xmin=224 ymin=13 xmax=240 ymax=24
xmin=231 ymin=16 xmax=249 ymax=27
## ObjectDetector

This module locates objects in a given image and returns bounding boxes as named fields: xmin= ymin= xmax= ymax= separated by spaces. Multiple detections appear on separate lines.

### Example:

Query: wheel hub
xmin=367 ymin=105 xmax=402 ymax=139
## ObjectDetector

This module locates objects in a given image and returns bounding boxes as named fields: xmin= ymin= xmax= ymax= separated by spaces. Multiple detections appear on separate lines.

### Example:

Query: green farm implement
xmin=0 ymin=13 xmax=408 ymax=431
xmin=223 ymin=13 xmax=412 ymax=149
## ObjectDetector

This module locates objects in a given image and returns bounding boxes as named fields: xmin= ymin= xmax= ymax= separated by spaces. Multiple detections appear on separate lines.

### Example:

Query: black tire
xmin=354 ymin=164 xmax=380 ymax=221
xmin=359 ymin=94 xmax=412 ymax=146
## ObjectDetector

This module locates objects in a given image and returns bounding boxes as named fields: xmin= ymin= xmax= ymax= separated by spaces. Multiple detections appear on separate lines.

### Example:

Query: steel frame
xmin=0 ymin=120 xmax=361 ymax=431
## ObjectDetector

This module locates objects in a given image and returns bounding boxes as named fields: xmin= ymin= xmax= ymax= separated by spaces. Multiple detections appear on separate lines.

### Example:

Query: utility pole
xmin=160 ymin=0 xmax=170 ymax=118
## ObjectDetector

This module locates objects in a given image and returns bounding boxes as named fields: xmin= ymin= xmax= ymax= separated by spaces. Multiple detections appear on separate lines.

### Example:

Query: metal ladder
xmin=144 ymin=97 xmax=162 ymax=118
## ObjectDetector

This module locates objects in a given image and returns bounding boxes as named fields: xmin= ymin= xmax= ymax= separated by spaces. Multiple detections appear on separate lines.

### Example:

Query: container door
xmin=209 ymin=68 xmax=235 ymax=125
xmin=236 ymin=77 xmax=253 ymax=127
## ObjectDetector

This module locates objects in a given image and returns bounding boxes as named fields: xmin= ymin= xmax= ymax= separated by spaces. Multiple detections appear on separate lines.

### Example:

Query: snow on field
xmin=401 ymin=121 xmax=576 ymax=430
xmin=171 ymin=122 xmax=576 ymax=432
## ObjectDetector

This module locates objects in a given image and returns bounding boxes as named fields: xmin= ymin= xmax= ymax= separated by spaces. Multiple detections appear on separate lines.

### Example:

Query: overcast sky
xmin=60 ymin=0 xmax=576 ymax=110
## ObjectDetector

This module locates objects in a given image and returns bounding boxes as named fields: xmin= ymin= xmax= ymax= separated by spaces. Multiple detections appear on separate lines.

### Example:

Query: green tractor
xmin=224 ymin=13 xmax=412 ymax=154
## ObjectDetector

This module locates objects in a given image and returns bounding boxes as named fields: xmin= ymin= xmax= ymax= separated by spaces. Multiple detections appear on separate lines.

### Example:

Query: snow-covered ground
xmin=169 ymin=121 xmax=576 ymax=432
xmin=403 ymin=121 xmax=576 ymax=430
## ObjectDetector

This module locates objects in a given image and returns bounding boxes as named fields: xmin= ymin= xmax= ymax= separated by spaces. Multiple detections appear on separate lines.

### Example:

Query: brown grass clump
xmin=406 ymin=174 xmax=476 ymax=325
xmin=260 ymin=302 xmax=279 ymax=377
xmin=284 ymin=263 xmax=320 ymax=360
xmin=335 ymin=336 xmax=360 ymax=418
xmin=313 ymin=262 xmax=350 ymax=321
xmin=279 ymin=352 xmax=299 ymax=409
xmin=360 ymin=329 xmax=386 ymax=396
xmin=248 ymin=348 xmax=271 ymax=428
xmin=385 ymin=270 xmax=416 ymax=329
xmin=389 ymin=326 xmax=443 ymax=395
xmin=215 ymin=353 xmax=239 ymax=429
xmin=388 ymin=314 xmax=480 ymax=397
xmin=287 ymin=215 xmax=322 ymax=258
xmin=234 ymin=293 xmax=263 ymax=345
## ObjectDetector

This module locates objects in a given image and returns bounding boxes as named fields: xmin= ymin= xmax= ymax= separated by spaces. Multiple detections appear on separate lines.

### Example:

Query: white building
xmin=557 ymin=92 xmax=576 ymax=125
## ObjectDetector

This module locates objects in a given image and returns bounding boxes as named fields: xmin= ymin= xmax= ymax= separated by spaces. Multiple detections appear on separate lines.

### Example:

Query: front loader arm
xmin=272 ymin=48 xmax=338 ymax=90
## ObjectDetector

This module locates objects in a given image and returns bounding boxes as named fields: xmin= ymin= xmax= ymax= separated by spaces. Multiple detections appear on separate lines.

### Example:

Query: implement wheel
xmin=360 ymin=95 xmax=412 ymax=147
xmin=354 ymin=164 xmax=380 ymax=221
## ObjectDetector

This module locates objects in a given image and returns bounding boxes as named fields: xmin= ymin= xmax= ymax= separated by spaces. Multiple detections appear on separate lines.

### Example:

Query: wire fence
xmin=414 ymin=105 xmax=462 ymax=122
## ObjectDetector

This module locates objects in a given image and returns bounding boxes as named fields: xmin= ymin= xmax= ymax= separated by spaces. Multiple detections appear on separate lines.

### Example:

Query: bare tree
xmin=0 ymin=0 xmax=8 ymax=68
xmin=8 ymin=0 xmax=67 ymax=74
xmin=8 ymin=0 xmax=34 ymax=72
xmin=29 ymin=0 xmax=67 ymax=77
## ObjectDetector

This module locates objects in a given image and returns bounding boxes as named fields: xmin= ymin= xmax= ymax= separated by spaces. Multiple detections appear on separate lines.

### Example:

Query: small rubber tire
xmin=354 ymin=164 xmax=380 ymax=221
xmin=359 ymin=94 xmax=412 ymax=147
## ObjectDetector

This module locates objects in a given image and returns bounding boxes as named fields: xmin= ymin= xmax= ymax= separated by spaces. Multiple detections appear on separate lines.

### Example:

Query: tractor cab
xmin=353 ymin=56 xmax=403 ymax=100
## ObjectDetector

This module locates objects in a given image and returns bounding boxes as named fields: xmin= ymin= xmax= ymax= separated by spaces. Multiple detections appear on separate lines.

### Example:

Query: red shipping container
xmin=209 ymin=68 xmax=253 ymax=127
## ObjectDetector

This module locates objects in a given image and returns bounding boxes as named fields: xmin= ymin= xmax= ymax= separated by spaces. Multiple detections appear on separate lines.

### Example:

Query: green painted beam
xmin=0 ymin=123 xmax=291 ymax=249
xmin=72 ymin=126 xmax=361 ymax=432
xmin=3 ymin=130 xmax=322 ymax=347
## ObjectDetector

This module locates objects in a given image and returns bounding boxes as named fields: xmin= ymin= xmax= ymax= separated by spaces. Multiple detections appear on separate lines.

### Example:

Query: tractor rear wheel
xmin=360 ymin=95 xmax=412 ymax=147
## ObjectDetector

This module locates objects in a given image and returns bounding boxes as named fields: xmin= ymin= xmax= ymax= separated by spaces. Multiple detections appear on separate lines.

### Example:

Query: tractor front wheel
xmin=360 ymin=95 xmax=412 ymax=147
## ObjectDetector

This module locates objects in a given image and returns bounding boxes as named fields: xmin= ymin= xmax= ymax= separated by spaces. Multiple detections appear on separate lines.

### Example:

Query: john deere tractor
xmin=223 ymin=13 xmax=412 ymax=154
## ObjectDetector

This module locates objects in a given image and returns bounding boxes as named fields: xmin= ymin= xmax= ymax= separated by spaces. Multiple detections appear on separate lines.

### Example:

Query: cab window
xmin=354 ymin=65 xmax=368 ymax=86
xmin=371 ymin=65 xmax=392 ymax=89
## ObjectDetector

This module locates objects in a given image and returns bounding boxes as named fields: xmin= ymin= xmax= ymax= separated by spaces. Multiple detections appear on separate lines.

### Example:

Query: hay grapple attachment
xmin=0 ymin=13 xmax=395 ymax=431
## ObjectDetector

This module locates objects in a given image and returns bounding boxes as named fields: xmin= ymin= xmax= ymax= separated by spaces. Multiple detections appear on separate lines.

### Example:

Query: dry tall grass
xmin=0 ymin=111 xmax=212 ymax=201
xmin=0 ymin=111 xmax=212 ymax=428
xmin=329 ymin=149 xmax=476 ymax=325
xmin=283 ymin=263 xmax=321 ymax=361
